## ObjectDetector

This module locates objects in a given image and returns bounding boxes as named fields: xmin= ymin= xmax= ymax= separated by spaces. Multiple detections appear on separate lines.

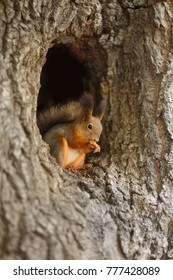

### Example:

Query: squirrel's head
xmin=79 ymin=116 xmax=103 ymax=142
xmin=76 ymin=93 xmax=106 ymax=143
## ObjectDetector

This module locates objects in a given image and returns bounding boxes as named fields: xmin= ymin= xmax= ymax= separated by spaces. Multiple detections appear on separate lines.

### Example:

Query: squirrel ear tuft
xmin=80 ymin=93 xmax=94 ymax=120
xmin=93 ymin=98 xmax=107 ymax=120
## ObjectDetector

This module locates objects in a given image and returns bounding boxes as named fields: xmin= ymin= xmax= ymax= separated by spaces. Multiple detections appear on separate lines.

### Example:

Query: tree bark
xmin=0 ymin=0 xmax=173 ymax=259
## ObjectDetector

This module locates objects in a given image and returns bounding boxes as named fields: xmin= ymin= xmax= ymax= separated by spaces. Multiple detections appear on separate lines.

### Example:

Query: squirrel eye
xmin=88 ymin=123 xmax=93 ymax=130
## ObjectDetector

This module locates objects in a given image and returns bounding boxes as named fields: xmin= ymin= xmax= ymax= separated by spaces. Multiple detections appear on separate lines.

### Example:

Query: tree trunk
xmin=0 ymin=0 xmax=173 ymax=260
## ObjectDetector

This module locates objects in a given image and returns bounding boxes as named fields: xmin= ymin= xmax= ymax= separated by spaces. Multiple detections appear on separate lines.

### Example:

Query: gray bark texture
xmin=0 ymin=0 xmax=173 ymax=259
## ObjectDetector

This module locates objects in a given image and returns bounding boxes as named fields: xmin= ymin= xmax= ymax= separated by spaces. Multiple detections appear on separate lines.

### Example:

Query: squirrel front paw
xmin=88 ymin=141 xmax=101 ymax=153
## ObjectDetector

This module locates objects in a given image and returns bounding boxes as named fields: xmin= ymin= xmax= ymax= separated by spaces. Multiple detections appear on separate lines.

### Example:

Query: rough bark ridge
xmin=0 ymin=0 xmax=173 ymax=259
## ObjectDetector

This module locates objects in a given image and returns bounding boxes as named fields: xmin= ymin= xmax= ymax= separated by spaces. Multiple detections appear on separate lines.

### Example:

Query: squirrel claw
xmin=93 ymin=146 xmax=101 ymax=153
xmin=77 ymin=163 xmax=93 ymax=169
xmin=89 ymin=141 xmax=100 ymax=153
xmin=66 ymin=164 xmax=93 ymax=174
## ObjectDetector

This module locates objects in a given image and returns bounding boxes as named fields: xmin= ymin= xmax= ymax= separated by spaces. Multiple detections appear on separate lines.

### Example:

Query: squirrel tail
xmin=37 ymin=101 xmax=83 ymax=136
xmin=37 ymin=93 xmax=94 ymax=136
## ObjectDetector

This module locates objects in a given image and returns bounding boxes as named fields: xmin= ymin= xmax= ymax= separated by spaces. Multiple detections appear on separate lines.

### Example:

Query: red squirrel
xmin=37 ymin=93 xmax=106 ymax=170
